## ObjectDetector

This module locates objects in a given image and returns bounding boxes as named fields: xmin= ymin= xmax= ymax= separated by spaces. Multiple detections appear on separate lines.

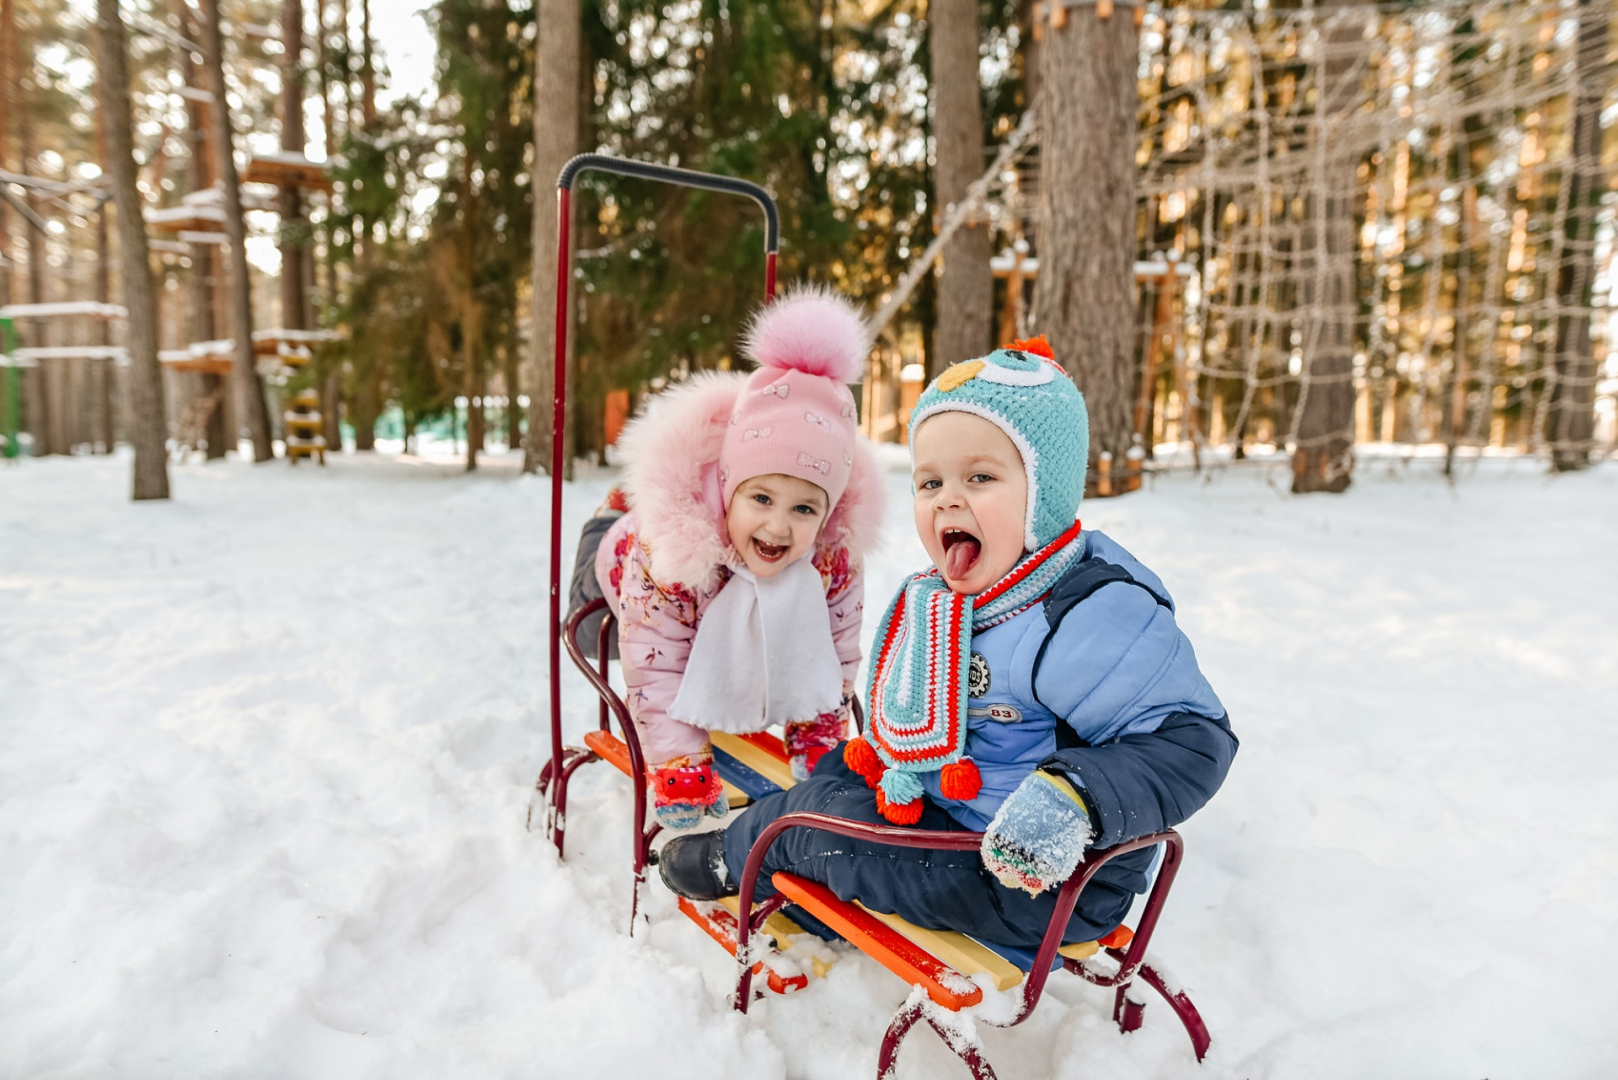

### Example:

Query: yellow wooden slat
xmin=854 ymin=903 xmax=1025 ymax=992
xmin=1058 ymin=940 xmax=1099 ymax=961
xmin=710 ymin=730 xmax=797 ymax=790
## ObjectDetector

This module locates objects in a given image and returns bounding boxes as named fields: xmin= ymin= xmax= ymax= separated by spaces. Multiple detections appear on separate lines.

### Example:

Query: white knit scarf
xmin=669 ymin=556 xmax=842 ymax=734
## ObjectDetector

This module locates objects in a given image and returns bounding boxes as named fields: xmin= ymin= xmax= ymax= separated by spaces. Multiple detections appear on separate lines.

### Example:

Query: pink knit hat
xmin=719 ymin=286 xmax=870 ymax=511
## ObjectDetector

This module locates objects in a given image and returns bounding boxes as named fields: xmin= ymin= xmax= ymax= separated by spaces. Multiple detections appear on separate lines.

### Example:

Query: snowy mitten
xmin=784 ymin=711 xmax=847 ymax=782
xmin=980 ymin=770 xmax=1094 ymax=895
xmin=649 ymin=754 xmax=729 ymax=830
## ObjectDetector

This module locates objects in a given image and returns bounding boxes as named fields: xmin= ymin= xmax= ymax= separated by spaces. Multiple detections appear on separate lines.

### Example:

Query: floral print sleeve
xmin=595 ymin=513 xmax=721 ymax=763
xmin=814 ymin=543 xmax=866 ymax=723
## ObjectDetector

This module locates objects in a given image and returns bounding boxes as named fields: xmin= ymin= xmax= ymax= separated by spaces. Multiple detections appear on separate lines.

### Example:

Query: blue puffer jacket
xmin=917 ymin=530 xmax=1233 ymax=832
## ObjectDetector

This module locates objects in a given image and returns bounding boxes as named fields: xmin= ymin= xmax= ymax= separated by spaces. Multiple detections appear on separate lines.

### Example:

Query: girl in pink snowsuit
xmin=595 ymin=288 xmax=884 ymax=829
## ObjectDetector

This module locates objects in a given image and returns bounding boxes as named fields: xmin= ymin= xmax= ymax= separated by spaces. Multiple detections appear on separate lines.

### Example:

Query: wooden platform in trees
xmin=242 ymin=153 xmax=333 ymax=192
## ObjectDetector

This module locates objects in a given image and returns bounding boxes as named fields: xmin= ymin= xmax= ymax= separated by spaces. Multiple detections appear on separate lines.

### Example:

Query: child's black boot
xmin=656 ymin=830 xmax=737 ymax=900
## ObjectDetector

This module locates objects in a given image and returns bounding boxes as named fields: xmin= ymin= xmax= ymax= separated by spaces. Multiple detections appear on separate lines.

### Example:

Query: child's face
xmin=912 ymin=411 xmax=1028 ymax=594
xmin=725 ymin=473 xmax=830 ymax=578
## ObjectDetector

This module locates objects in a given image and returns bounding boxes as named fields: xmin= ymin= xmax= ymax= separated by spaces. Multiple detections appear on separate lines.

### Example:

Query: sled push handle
xmin=543 ymin=156 xmax=781 ymax=859
xmin=555 ymin=154 xmax=781 ymax=272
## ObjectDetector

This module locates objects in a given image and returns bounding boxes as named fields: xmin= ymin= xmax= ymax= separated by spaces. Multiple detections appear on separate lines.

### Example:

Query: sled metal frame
xmin=533 ymin=155 xmax=779 ymax=921
xmin=733 ymin=815 xmax=1211 ymax=1077
xmin=551 ymin=598 xmax=1212 ymax=1074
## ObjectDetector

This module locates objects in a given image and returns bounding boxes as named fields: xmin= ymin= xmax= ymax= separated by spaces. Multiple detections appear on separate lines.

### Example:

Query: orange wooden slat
xmin=737 ymin=731 xmax=789 ymax=760
xmin=677 ymin=897 xmax=807 ymax=995
xmin=582 ymin=730 xmax=633 ymax=778
xmin=771 ymin=872 xmax=981 ymax=1010
xmin=1098 ymin=925 xmax=1134 ymax=950
xmin=584 ymin=729 xmax=748 ymax=807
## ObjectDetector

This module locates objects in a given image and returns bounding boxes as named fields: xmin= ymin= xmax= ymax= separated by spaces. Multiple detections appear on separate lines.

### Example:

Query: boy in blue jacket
xmin=659 ymin=339 xmax=1237 ymax=950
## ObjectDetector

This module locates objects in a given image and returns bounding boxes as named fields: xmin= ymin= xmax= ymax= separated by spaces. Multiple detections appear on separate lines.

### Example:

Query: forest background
xmin=1 ymin=0 xmax=1614 ymax=498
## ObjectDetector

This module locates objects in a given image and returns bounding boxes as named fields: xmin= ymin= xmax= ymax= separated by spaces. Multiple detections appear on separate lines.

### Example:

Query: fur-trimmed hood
xmin=617 ymin=371 xmax=885 ymax=591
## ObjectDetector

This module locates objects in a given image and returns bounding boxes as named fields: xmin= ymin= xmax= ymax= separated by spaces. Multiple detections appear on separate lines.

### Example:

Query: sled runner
xmin=532 ymin=154 xmax=1212 ymax=1076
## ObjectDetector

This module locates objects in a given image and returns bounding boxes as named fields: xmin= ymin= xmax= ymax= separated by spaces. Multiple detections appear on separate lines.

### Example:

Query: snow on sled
xmin=531 ymin=154 xmax=1212 ymax=1079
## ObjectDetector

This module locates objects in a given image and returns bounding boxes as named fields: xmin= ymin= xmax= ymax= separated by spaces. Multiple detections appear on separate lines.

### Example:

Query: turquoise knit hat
xmin=908 ymin=339 xmax=1089 ymax=551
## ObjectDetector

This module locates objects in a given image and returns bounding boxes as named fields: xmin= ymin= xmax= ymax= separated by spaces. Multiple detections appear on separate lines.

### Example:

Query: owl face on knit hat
xmin=909 ymin=337 xmax=1088 ymax=551
xmin=720 ymin=286 xmax=870 ymax=511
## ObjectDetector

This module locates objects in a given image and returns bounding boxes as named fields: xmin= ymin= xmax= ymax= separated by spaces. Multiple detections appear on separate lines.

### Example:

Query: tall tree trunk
xmin=351 ymin=0 xmax=380 ymax=450
xmin=195 ymin=244 xmax=228 ymax=457
xmin=930 ymin=0 xmax=993 ymax=369
xmin=1030 ymin=4 xmax=1137 ymax=473
xmin=200 ymin=0 xmax=275 ymax=461
xmin=352 ymin=361 xmax=379 ymax=448
xmin=280 ymin=0 xmax=308 ymax=334
xmin=462 ymin=156 xmax=482 ymax=471
xmin=91 ymin=105 xmax=113 ymax=454
xmin=465 ymin=368 xmax=484 ymax=469
xmin=94 ymin=198 xmax=114 ymax=452
xmin=16 ymin=19 xmax=53 ymax=457
xmin=1290 ymin=2 xmax=1367 ymax=494
xmin=0 ymin=0 xmax=12 ymax=311
xmin=176 ymin=0 xmax=226 ymax=459
xmin=316 ymin=0 xmax=343 ymax=453
xmin=1547 ymin=0 xmax=1606 ymax=472
xmin=525 ymin=0 xmax=579 ymax=477
xmin=503 ymin=339 xmax=522 ymax=451
xmin=360 ymin=0 xmax=375 ymax=121
xmin=96 ymin=0 xmax=169 ymax=499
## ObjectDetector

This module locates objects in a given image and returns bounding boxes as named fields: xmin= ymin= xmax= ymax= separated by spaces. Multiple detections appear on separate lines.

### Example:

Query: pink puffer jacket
xmin=596 ymin=372 xmax=884 ymax=765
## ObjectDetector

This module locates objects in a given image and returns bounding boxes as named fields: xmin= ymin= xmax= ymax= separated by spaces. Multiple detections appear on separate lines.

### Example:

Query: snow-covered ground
xmin=2 ymin=449 xmax=1615 ymax=1079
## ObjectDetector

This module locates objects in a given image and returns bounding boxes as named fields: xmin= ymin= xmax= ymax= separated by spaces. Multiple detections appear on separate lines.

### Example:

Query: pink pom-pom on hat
xmin=741 ymin=283 xmax=870 ymax=383
xmin=720 ymin=286 xmax=870 ymax=511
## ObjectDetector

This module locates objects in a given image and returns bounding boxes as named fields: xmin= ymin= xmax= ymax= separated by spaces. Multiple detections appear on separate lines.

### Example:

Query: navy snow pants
xmin=721 ymin=743 xmax=1153 ymax=951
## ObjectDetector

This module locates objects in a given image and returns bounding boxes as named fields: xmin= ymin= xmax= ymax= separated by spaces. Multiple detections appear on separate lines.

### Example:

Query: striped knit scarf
xmin=853 ymin=522 xmax=1085 ymax=822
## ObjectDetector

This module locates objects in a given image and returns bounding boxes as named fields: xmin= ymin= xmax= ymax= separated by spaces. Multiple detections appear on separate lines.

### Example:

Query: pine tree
xmin=1030 ymin=3 xmax=1138 ymax=473
xmin=94 ymin=0 xmax=168 ymax=499
xmin=1290 ymin=0 xmax=1368 ymax=495
xmin=930 ymin=0 xmax=993 ymax=372
xmin=1547 ymin=0 xmax=1607 ymax=473
xmin=526 ymin=0 xmax=580 ymax=476
xmin=199 ymin=0 xmax=275 ymax=462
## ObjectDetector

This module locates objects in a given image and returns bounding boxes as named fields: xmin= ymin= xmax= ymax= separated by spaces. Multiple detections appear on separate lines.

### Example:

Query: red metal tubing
xmin=1136 ymin=960 xmax=1212 ymax=1061
xmin=1065 ymin=831 xmax=1184 ymax=990
xmin=545 ymin=186 xmax=573 ymax=857
xmin=542 ymin=157 xmax=781 ymax=862
xmin=876 ymin=998 xmax=925 ymax=1079
xmin=1004 ymin=830 xmax=1181 ymax=1025
xmin=562 ymin=600 xmax=663 ymax=930
xmin=596 ymin=610 xmax=613 ymax=732
xmin=563 ymin=599 xmax=632 ymax=737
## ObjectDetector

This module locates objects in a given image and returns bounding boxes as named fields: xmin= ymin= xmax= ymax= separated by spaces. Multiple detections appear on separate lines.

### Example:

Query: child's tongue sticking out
xmin=912 ymin=410 xmax=1030 ymax=595
xmin=942 ymin=530 xmax=981 ymax=581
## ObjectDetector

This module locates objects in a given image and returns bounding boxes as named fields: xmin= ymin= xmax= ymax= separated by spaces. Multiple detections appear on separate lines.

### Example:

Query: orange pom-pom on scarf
xmin=842 ymin=736 xmax=885 ymax=786
xmin=938 ymin=758 xmax=983 ymax=801
xmin=875 ymin=786 xmax=924 ymax=825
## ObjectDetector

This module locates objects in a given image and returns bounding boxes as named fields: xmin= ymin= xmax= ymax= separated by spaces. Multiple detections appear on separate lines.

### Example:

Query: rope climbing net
xmin=1121 ymin=0 xmax=1617 ymax=468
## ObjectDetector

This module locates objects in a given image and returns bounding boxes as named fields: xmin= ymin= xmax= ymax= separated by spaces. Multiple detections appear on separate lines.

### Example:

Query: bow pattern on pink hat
xmin=719 ymin=285 xmax=871 ymax=511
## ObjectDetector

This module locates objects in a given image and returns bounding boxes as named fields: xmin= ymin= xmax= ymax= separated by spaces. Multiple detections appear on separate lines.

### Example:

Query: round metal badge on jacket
xmin=968 ymin=652 xmax=990 ymax=698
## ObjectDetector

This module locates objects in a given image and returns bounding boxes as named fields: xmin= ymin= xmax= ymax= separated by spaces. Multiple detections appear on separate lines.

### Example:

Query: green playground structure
xmin=1 ymin=316 xmax=20 ymax=460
